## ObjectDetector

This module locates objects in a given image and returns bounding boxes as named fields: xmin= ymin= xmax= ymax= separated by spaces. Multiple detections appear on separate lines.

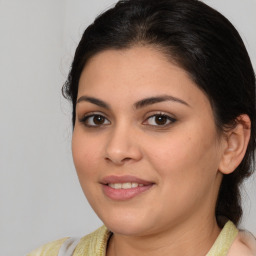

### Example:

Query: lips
xmin=101 ymin=175 xmax=154 ymax=200
xmin=101 ymin=175 xmax=153 ymax=185
xmin=108 ymin=182 xmax=144 ymax=189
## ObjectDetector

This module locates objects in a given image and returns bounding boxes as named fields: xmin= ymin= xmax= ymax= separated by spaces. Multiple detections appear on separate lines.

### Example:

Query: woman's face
xmin=72 ymin=46 xmax=225 ymax=236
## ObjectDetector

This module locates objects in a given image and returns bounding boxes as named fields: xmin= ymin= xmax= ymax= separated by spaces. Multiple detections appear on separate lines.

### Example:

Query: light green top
xmin=207 ymin=220 xmax=238 ymax=255
xmin=28 ymin=220 xmax=238 ymax=256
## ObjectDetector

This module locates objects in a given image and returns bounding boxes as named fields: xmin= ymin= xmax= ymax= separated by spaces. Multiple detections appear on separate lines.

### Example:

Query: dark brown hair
xmin=63 ymin=0 xmax=256 ymax=225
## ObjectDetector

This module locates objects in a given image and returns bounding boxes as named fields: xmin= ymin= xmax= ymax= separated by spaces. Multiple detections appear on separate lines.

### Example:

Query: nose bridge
xmin=105 ymin=121 xmax=141 ymax=164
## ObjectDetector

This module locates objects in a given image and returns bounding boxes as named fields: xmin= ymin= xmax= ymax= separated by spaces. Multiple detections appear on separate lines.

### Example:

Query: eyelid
xmin=78 ymin=112 xmax=111 ymax=127
xmin=78 ymin=111 xmax=108 ymax=121
xmin=143 ymin=112 xmax=177 ymax=126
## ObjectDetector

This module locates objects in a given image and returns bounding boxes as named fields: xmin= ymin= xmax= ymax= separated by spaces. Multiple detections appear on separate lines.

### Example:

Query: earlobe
xmin=218 ymin=114 xmax=251 ymax=175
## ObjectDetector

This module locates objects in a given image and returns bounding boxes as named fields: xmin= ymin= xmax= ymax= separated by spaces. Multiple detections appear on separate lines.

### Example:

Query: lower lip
xmin=102 ymin=184 xmax=153 ymax=200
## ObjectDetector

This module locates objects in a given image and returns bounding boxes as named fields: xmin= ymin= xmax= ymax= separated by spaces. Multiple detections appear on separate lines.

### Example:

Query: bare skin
xmin=72 ymin=46 xmax=251 ymax=256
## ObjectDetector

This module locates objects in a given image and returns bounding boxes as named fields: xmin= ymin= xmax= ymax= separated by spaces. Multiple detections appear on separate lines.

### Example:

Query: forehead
xmin=78 ymin=46 xmax=209 ymax=109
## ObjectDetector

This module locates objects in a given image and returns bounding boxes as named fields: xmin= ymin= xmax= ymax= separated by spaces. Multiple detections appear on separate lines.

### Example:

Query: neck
xmin=107 ymin=215 xmax=221 ymax=256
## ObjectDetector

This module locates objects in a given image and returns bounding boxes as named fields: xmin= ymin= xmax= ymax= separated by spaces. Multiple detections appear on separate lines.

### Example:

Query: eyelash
xmin=143 ymin=113 xmax=177 ymax=127
xmin=79 ymin=113 xmax=111 ymax=127
xmin=79 ymin=113 xmax=176 ymax=128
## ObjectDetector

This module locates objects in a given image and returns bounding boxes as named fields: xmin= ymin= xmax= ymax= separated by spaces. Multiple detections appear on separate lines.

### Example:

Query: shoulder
xmin=228 ymin=230 xmax=256 ymax=256
xmin=27 ymin=237 xmax=69 ymax=256
xmin=27 ymin=226 xmax=110 ymax=256
xmin=73 ymin=225 xmax=111 ymax=255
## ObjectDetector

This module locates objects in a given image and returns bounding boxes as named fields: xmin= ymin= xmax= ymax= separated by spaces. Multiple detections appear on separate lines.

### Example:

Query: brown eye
xmin=93 ymin=115 xmax=106 ymax=125
xmin=145 ymin=114 xmax=176 ymax=126
xmin=81 ymin=114 xmax=110 ymax=127
xmin=155 ymin=115 xmax=168 ymax=125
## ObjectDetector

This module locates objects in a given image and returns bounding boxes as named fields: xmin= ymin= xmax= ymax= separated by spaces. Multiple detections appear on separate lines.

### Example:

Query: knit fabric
xmin=28 ymin=238 xmax=69 ymax=256
xmin=72 ymin=226 xmax=110 ymax=256
xmin=206 ymin=221 xmax=238 ymax=256
xmin=28 ymin=221 xmax=239 ymax=256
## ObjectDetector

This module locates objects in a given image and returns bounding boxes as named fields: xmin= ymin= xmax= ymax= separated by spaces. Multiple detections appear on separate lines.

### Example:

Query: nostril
xmin=105 ymin=156 xmax=132 ymax=165
xmin=104 ymin=137 xmax=142 ymax=164
xmin=122 ymin=157 xmax=132 ymax=162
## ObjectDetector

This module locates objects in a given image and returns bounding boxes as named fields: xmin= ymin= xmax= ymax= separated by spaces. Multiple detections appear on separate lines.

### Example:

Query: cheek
xmin=72 ymin=131 xmax=106 ymax=210
xmin=144 ymin=131 xmax=220 ymax=220
xmin=145 ymin=123 xmax=220 ymax=187
xmin=72 ymin=130 xmax=101 ymax=181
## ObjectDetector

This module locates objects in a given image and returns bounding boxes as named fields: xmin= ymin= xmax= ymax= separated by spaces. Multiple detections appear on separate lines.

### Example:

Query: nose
xmin=104 ymin=124 xmax=142 ymax=165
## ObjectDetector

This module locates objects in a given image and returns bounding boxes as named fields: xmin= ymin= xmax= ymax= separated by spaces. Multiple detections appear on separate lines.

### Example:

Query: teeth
xmin=122 ymin=182 xmax=132 ymax=189
xmin=131 ymin=182 xmax=139 ymax=188
xmin=108 ymin=182 xmax=144 ymax=189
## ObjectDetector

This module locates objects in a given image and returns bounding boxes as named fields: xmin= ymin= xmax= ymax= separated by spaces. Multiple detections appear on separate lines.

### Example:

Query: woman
xmin=28 ymin=0 xmax=256 ymax=255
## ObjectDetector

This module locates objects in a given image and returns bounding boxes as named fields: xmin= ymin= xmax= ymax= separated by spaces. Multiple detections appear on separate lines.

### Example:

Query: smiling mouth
xmin=101 ymin=176 xmax=154 ymax=200
xmin=108 ymin=182 xmax=145 ymax=189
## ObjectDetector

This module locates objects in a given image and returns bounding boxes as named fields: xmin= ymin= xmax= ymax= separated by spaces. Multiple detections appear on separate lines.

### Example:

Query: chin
xmin=86 ymin=193 xmax=162 ymax=236
xmin=98 ymin=210 xmax=156 ymax=236
xmin=105 ymin=221 xmax=150 ymax=236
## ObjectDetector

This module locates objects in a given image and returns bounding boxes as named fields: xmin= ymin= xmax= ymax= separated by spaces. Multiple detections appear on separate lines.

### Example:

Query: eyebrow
xmin=76 ymin=94 xmax=190 ymax=109
xmin=134 ymin=95 xmax=190 ymax=109
xmin=76 ymin=96 xmax=110 ymax=109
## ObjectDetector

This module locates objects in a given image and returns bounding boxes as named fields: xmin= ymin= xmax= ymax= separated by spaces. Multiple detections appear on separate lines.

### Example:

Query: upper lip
xmin=101 ymin=175 xmax=154 ymax=185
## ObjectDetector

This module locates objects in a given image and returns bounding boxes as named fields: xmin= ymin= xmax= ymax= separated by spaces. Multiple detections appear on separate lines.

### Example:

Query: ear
xmin=218 ymin=114 xmax=251 ymax=175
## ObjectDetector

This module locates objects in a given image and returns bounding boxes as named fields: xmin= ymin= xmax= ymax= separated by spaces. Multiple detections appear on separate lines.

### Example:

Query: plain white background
xmin=0 ymin=1 xmax=255 ymax=255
